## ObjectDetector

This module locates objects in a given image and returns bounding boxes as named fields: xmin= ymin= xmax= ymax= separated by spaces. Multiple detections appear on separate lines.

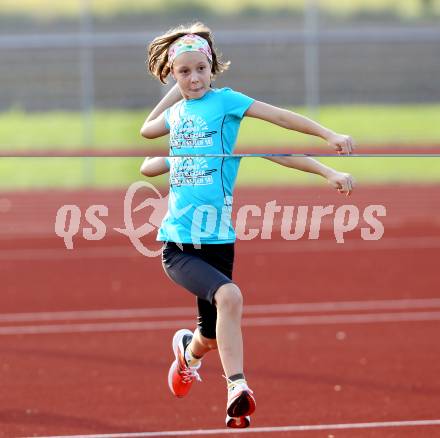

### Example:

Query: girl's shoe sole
xmin=226 ymin=415 xmax=250 ymax=428
xmin=227 ymin=390 xmax=256 ymax=418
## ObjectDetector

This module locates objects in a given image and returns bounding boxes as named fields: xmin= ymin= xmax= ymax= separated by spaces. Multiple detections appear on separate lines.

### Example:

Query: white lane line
xmin=0 ymin=306 xmax=194 ymax=323
xmin=242 ymin=311 xmax=440 ymax=327
xmin=245 ymin=298 xmax=440 ymax=314
xmin=2 ymin=236 xmax=440 ymax=261
xmin=0 ymin=319 xmax=192 ymax=335
xmin=24 ymin=418 xmax=440 ymax=438
xmin=2 ymin=298 xmax=440 ymax=323
xmin=2 ymin=311 xmax=440 ymax=336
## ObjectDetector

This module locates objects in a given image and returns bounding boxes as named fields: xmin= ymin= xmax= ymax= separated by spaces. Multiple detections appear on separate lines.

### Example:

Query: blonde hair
xmin=147 ymin=22 xmax=230 ymax=84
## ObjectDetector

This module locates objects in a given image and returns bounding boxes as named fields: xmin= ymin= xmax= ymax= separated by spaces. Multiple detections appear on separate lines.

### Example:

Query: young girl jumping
xmin=140 ymin=22 xmax=355 ymax=429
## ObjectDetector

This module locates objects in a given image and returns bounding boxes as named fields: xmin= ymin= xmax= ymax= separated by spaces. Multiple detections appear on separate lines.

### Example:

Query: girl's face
xmin=171 ymin=51 xmax=212 ymax=100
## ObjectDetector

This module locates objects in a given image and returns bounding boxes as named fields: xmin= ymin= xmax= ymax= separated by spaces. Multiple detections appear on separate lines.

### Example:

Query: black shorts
xmin=162 ymin=241 xmax=235 ymax=339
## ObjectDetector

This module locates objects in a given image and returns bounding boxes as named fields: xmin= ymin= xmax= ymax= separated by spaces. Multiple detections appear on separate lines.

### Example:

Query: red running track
xmin=0 ymin=184 xmax=439 ymax=437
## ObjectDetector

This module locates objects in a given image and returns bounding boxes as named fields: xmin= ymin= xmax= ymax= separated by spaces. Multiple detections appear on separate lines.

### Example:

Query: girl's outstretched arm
xmin=245 ymin=101 xmax=354 ymax=155
xmin=140 ymin=157 xmax=169 ymax=177
xmin=265 ymin=156 xmax=355 ymax=196
xmin=140 ymin=84 xmax=182 ymax=139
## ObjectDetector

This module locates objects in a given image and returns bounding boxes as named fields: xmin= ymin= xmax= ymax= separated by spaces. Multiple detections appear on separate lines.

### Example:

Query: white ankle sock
xmin=227 ymin=378 xmax=247 ymax=391
xmin=184 ymin=346 xmax=201 ymax=368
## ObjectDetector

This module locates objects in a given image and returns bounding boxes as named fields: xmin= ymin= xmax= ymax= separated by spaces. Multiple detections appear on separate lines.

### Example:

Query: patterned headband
xmin=168 ymin=34 xmax=213 ymax=66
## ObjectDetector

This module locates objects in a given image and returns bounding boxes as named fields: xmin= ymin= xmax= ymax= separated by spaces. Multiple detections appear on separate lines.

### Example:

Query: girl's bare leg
xmin=213 ymin=283 xmax=244 ymax=378
xmin=187 ymin=328 xmax=217 ymax=358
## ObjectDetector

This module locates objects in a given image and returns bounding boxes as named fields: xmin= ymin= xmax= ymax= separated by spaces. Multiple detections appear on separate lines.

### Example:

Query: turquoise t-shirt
xmin=157 ymin=87 xmax=255 ymax=244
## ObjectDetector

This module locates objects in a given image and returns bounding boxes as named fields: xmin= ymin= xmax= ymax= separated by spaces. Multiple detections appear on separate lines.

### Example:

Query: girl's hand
xmin=327 ymin=171 xmax=355 ymax=196
xmin=326 ymin=132 xmax=355 ymax=155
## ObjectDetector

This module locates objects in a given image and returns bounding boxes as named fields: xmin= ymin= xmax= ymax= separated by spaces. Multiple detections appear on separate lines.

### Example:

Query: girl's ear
xmin=169 ymin=64 xmax=175 ymax=80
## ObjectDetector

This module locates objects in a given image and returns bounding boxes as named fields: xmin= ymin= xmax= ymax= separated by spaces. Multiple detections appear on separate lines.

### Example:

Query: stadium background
xmin=1 ymin=1 xmax=440 ymax=437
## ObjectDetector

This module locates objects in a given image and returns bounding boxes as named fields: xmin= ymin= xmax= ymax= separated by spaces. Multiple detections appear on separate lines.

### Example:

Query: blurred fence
xmin=1 ymin=11 xmax=440 ymax=114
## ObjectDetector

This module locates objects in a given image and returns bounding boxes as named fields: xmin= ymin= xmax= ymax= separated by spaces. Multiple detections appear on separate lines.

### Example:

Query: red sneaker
xmin=167 ymin=329 xmax=201 ymax=398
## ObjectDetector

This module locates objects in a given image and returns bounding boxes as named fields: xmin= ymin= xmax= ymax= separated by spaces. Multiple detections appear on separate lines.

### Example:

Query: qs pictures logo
xmin=54 ymin=181 xmax=387 ymax=256
xmin=54 ymin=181 xmax=168 ymax=258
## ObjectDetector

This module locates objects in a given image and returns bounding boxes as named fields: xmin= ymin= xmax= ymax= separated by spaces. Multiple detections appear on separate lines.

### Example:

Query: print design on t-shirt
xmin=170 ymin=114 xmax=217 ymax=149
xmin=170 ymin=157 xmax=217 ymax=187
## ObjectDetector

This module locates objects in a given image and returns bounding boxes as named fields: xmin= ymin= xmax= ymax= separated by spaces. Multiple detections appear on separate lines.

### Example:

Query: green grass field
xmin=1 ymin=103 xmax=439 ymax=189
xmin=1 ymin=104 xmax=440 ymax=151
xmin=0 ymin=0 xmax=436 ymax=18
xmin=1 ymin=157 xmax=439 ymax=190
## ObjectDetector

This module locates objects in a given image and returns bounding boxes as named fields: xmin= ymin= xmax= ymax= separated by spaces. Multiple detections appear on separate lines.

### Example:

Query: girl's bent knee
xmin=214 ymin=283 xmax=243 ymax=310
